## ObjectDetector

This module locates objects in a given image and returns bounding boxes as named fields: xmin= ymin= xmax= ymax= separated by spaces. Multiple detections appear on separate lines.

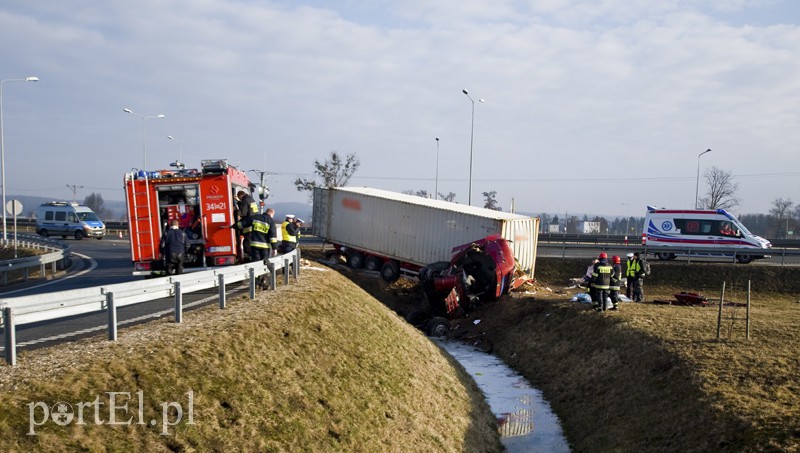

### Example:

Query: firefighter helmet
xmin=599 ymin=252 xmax=608 ymax=259
xmin=612 ymin=255 xmax=621 ymax=264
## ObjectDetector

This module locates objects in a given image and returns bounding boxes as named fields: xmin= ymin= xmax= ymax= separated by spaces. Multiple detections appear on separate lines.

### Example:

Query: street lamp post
xmin=66 ymin=184 xmax=84 ymax=203
xmin=695 ymin=148 xmax=712 ymax=209
xmin=462 ymin=89 xmax=484 ymax=206
xmin=1 ymin=76 xmax=39 ymax=242
xmin=123 ymin=108 xmax=165 ymax=170
xmin=434 ymin=137 xmax=440 ymax=200
xmin=167 ymin=135 xmax=182 ymax=164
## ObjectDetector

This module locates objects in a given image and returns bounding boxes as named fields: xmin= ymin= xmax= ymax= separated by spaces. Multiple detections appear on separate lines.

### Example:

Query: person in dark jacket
xmin=235 ymin=190 xmax=258 ymax=259
xmin=160 ymin=219 xmax=189 ymax=275
xmin=609 ymin=255 xmax=622 ymax=310
xmin=590 ymin=252 xmax=613 ymax=312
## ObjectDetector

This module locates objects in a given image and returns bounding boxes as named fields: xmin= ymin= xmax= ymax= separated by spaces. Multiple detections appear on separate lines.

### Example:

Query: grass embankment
xmin=0 ymin=266 xmax=501 ymax=452
xmin=455 ymin=258 xmax=800 ymax=452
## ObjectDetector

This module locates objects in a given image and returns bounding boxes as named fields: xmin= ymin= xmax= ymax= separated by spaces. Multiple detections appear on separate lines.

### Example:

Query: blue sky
xmin=1 ymin=0 xmax=799 ymax=217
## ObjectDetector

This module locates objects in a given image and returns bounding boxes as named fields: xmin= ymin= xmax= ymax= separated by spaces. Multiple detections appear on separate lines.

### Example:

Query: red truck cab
xmin=418 ymin=234 xmax=522 ymax=322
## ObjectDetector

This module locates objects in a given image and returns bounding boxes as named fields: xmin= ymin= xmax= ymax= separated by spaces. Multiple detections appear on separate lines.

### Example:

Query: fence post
xmin=268 ymin=261 xmax=276 ymax=290
xmin=249 ymin=268 xmax=256 ymax=299
xmin=716 ymin=281 xmax=725 ymax=340
xmin=218 ymin=274 xmax=226 ymax=309
xmin=107 ymin=292 xmax=117 ymax=341
xmin=4 ymin=307 xmax=15 ymax=366
xmin=746 ymin=280 xmax=751 ymax=340
xmin=174 ymin=281 xmax=183 ymax=323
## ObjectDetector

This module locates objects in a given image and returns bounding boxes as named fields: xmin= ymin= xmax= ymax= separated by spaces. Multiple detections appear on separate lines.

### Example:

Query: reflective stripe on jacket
xmin=626 ymin=259 xmax=640 ymax=278
xmin=591 ymin=263 xmax=613 ymax=290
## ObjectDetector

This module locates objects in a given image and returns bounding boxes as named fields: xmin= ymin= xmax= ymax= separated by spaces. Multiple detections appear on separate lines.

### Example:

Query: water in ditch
xmin=436 ymin=339 xmax=571 ymax=452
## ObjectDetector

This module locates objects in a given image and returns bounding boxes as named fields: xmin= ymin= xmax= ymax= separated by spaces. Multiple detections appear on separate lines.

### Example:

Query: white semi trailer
xmin=312 ymin=187 xmax=539 ymax=282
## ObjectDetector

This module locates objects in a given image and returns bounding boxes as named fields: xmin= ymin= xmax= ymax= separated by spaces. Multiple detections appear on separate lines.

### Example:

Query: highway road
xmin=1 ymin=236 xmax=251 ymax=352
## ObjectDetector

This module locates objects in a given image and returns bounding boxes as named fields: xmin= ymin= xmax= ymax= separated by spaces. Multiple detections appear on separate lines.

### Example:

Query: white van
xmin=35 ymin=202 xmax=106 ymax=240
xmin=642 ymin=206 xmax=771 ymax=263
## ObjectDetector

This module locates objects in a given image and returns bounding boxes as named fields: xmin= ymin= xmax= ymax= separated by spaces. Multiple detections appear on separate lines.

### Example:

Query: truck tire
xmin=39 ymin=229 xmax=49 ymax=238
xmin=657 ymin=252 xmax=675 ymax=260
xmin=364 ymin=256 xmax=382 ymax=272
xmin=347 ymin=251 xmax=364 ymax=269
xmin=405 ymin=310 xmax=430 ymax=327
xmin=380 ymin=261 xmax=400 ymax=282
xmin=425 ymin=317 xmax=450 ymax=337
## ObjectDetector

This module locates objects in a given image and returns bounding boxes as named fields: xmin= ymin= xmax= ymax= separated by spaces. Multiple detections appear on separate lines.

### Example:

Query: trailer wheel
xmin=737 ymin=254 xmax=754 ymax=264
xmin=425 ymin=317 xmax=450 ymax=337
xmin=405 ymin=310 xmax=430 ymax=327
xmin=380 ymin=261 xmax=400 ymax=282
xmin=657 ymin=252 xmax=674 ymax=261
xmin=347 ymin=251 xmax=365 ymax=269
xmin=364 ymin=256 xmax=382 ymax=272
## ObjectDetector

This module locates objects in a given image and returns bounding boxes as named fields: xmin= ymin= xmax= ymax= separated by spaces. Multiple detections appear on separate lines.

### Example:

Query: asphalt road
xmin=1 ymin=236 xmax=251 ymax=352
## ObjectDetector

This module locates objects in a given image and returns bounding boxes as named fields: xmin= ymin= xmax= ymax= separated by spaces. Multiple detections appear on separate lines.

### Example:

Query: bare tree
xmin=438 ymin=192 xmax=457 ymax=202
xmin=294 ymin=151 xmax=360 ymax=192
xmin=770 ymin=198 xmax=794 ymax=239
xmin=699 ymin=167 xmax=739 ymax=210
xmin=83 ymin=193 xmax=110 ymax=218
xmin=482 ymin=191 xmax=500 ymax=210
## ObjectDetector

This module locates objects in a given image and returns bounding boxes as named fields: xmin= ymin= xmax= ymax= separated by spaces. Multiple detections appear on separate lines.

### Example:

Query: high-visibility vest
xmin=281 ymin=221 xmax=298 ymax=243
xmin=626 ymin=260 xmax=640 ymax=278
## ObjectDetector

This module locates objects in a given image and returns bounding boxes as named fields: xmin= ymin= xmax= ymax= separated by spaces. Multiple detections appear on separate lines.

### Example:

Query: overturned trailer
xmin=312 ymin=187 xmax=539 ymax=281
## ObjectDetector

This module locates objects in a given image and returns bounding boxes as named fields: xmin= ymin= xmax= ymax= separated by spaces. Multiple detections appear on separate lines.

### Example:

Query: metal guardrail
xmin=537 ymin=233 xmax=800 ymax=248
xmin=0 ymin=249 xmax=301 ymax=366
xmin=539 ymin=242 xmax=800 ymax=265
xmin=0 ymin=234 xmax=71 ymax=286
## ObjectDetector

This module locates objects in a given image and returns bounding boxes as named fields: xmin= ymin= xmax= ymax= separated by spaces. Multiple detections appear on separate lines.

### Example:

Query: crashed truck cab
xmin=415 ymin=234 xmax=523 ymax=336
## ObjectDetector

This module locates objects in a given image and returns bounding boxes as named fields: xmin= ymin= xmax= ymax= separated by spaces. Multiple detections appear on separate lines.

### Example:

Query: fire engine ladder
xmin=130 ymin=177 xmax=158 ymax=261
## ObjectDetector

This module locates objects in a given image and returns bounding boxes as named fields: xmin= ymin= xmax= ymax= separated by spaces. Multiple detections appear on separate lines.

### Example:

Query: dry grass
xmin=452 ymin=258 xmax=800 ymax=452
xmin=0 ymin=263 xmax=501 ymax=452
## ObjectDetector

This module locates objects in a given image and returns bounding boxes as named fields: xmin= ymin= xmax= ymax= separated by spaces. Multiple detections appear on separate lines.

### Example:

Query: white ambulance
xmin=642 ymin=206 xmax=771 ymax=263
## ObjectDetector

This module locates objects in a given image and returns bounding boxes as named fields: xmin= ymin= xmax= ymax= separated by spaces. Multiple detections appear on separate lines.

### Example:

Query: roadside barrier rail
xmin=538 ymin=242 xmax=800 ymax=265
xmin=0 ymin=234 xmax=71 ymax=286
xmin=0 ymin=249 xmax=301 ymax=366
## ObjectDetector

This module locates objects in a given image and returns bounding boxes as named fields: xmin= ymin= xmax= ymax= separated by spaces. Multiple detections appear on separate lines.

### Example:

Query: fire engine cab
xmin=124 ymin=159 xmax=253 ymax=276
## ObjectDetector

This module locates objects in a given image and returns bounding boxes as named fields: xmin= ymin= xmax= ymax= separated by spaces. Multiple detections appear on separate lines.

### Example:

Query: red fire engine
xmin=124 ymin=159 xmax=252 ymax=276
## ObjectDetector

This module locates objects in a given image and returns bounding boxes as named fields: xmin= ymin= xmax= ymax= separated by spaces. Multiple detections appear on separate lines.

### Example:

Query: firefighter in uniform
xmin=235 ymin=190 xmax=258 ymax=259
xmin=590 ymin=252 xmax=614 ymax=312
xmin=609 ymin=255 xmax=622 ymax=311
xmin=230 ymin=211 xmax=273 ymax=288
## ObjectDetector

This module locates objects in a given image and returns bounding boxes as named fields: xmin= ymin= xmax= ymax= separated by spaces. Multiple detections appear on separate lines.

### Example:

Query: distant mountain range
xmin=6 ymin=194 xmax=312 ymax=223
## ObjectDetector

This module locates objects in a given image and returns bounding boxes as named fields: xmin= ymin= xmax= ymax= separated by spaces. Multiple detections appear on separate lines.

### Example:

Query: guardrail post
xmin=293 ymin=251 xmax=299 ymax=279
xmin=268 ymin=261 xmax=276 ymax=290
xmin=218 ymin=274 xmax=226 ymax=309
xmin=283 ymin=258 xmax=290 ymax=285
xmin=248 ymin=268 xmax=256 ymax=299
xmin=107 ymin=292 xmax=117 ymax=341
xmin=174 ymin=281 xmax=183 ymax=323
xmin=4 ymin=307 xmax=15 ymax=366
xmin=40 ymin=263 xmax=46 ymax=279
